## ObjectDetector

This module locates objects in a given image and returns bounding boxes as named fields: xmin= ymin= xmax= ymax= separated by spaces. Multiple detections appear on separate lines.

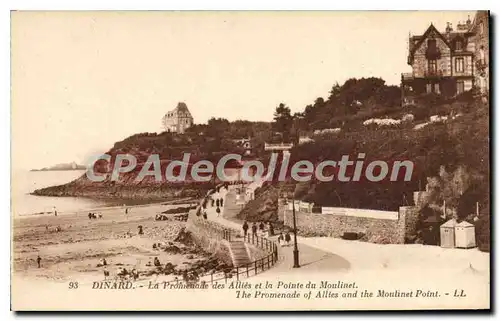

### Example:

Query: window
xmin=426 ymin=83 xmax=432 ymax=93
xmin=479 ymin=22 xmax=484 ymax=35
xmin=428 ymin=59 xmax=437 ymax=74
xmin=434 ymin=83 xmax=440 ymax=94
xmin=455 ymin=58 xmax=464 ymax=72
xmin=427 ymin=39 xmax=437 ymax=51
xmin=457 ymin=81 xmax=465 ymax=94
xmin=455 ymin=40 xmax=463 ymax=51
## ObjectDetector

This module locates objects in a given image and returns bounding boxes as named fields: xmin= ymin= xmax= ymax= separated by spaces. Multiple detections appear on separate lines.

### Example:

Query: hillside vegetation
xmin=33 ymin=118 xmax=273 ymax=200
xmin=251 ymin=77 xmax=489 ymax=250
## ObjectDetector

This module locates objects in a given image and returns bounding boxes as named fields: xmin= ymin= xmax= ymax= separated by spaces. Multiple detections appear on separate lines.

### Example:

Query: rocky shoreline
xmin=31 ymin=174 xmax=214 ymax=201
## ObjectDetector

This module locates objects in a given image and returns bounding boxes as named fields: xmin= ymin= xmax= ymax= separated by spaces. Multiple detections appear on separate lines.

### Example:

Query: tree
xmin=272 ymin=103 xmax=294 ymax=142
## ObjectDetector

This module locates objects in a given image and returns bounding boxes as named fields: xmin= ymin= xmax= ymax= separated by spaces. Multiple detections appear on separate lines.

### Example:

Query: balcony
xmin=401 ymin=72 xmax=414 ymax=81
xmin=424 ymin=70 xmax=444 ymax=78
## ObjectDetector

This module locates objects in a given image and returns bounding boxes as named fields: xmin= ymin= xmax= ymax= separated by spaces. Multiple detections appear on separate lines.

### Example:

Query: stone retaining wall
xmin=283 ymin=207 xmax=413 ymax=244
xmin=186 ymin=215 xmax=233 ymax=265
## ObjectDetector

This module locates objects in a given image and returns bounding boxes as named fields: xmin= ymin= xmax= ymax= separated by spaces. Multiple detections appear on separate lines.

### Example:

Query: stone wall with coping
xmin=283 ymin=207 xmax=409 ymax=244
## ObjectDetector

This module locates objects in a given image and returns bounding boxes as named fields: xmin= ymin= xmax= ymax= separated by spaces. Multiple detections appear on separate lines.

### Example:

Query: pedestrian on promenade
xmin=242 ymin=221 xmax=249 ymax=237
xmin=285 ymin=232 xmax=291 ymax=246
xmin=36 ymin=255 xmax=41 ymax=268
xmin=268 ymin=221 xmax=274 ymax=236
xmin=258 ymin=221 xmax=265 ymax=235
xmin=251 ymin=222 xmax=257 ymax=240
xmin=278 ymin=233 xmax=284 ymax=247
xmin=220 ymin=198 xmax=224 ymax=207
xmin=216 ymin=206 xmax=221 ymax=217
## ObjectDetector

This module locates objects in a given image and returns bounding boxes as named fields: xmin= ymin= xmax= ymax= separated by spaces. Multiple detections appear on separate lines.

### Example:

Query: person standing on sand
xmin=125 ymin=207 xmax=129 ymax=215
xmin=216 ymin=206 xmax=221 ymax=217
xmin=203 ymin=210 xmax=208 ymax=220
xmin=220 ymin=198 xmax=224 ymax=207
xmin=216 ymin=199 xmax=220 ymax=207
xmin=36 ymin=255 xmax=41 ymax=268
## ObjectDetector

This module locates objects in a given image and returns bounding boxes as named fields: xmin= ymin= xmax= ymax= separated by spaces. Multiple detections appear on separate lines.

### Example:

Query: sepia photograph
xmin=10 ymin=10 xmax=490 ymax=311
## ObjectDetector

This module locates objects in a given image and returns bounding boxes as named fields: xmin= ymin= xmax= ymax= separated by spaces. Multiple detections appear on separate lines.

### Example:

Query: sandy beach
xmin=12 ymin=200 xmax=226 ymax=285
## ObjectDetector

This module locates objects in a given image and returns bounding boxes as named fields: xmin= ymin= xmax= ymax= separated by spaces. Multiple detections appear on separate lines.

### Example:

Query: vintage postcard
xmin=11 ymin=11 xmax=490 ymax=311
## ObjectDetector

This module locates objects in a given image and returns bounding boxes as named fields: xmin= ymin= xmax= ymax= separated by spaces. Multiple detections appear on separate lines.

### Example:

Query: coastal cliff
xmin=31 ymin=172 xmax=213 ymax=201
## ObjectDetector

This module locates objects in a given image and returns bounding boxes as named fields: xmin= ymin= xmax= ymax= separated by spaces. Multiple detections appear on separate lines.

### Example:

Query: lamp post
xmin=290 ymin=195 xmax=300 ymax=268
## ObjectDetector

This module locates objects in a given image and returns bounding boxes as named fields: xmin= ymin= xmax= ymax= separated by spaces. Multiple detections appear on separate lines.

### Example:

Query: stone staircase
xmin=229 ymin=241 xmax=251 ymax=267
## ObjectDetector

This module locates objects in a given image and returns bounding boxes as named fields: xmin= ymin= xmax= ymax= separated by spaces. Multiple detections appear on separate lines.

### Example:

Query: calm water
xmin=11 ymin=170 xmax=115 ymax=217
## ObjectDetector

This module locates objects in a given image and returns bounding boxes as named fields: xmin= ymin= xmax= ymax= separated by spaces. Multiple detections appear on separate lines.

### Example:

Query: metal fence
xmin=209 ymin=232 xmax=279 ymax=283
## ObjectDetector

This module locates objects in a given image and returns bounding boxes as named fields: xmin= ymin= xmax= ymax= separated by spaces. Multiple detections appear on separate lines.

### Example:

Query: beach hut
xmin=455 ymin=221 xmax=476 ymax=249
xmin=440 ymin=219 xmax=457 ymax=248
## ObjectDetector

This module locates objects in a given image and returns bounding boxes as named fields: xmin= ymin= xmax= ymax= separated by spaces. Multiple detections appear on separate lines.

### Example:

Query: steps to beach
xmin=229 ymin=241 xmax=251 ymax=267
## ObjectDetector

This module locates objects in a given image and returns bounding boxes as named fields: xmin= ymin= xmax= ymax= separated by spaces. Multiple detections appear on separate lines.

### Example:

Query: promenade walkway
xmin=203 ymin=184 xmax=351 ymax=275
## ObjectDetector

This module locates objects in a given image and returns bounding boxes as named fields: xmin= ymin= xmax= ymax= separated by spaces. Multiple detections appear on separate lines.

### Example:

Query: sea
xmin=11 ymin=170 xmax=121 ymax=217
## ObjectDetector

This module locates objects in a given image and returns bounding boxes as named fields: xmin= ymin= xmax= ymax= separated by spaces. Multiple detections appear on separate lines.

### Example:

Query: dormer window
xmin=428 ymin=39 xmax=437 ymax=51
xmin=455 ymin=40 xmax=463 ymax=51
xmin=426 ymin=39 xmax=441 ymax=59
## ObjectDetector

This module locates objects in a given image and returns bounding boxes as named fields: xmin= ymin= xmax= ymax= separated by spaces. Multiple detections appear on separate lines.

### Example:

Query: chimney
xmin=445 ymin=22 xmax=453 ymax=33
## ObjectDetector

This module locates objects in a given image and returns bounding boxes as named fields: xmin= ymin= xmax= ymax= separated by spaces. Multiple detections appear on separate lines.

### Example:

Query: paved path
xmin=203 ymin=185 xmax=351 ymax=275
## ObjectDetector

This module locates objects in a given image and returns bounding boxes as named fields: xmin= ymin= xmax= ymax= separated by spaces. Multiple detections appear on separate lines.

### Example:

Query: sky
xmin=11 ymin=11 xmax=475 ymax=170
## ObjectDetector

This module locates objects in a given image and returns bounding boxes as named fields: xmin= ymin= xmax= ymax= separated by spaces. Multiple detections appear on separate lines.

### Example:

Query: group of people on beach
xmin=88 ymin=212 xmax=102 ymax=219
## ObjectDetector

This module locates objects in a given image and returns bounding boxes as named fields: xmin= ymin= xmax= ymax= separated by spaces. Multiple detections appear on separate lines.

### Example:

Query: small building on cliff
xmin=162 ymin=102 xmax=194 ymax=133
